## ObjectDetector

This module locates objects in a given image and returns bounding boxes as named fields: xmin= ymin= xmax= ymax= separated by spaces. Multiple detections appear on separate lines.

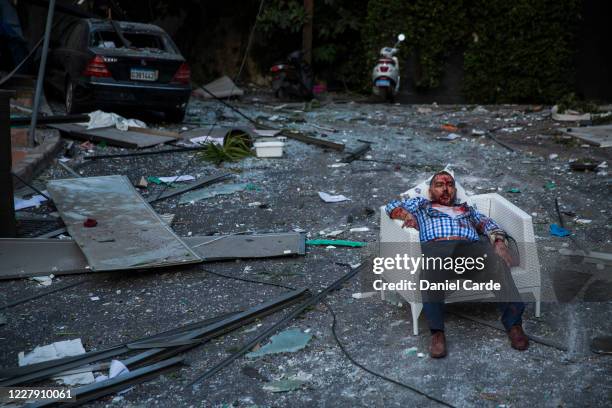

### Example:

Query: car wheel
xmin=65 ymin=79 xmax=81 ymax=114
xmin=165 ymin=108 xmax=186 ymax=123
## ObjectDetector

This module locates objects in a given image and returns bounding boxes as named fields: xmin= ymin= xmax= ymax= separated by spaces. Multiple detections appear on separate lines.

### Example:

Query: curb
xmin=12 ymin=129 xmax=63 ymax=188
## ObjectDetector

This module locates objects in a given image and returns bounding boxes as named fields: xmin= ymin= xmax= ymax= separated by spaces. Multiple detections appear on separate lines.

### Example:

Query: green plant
xmin=463 ymin=0 xmax=581 ymax=103
xmin=198 ymin=135 xmax=253 ymax=165
xmin=556 ymin=92 xmax=599 ymax=114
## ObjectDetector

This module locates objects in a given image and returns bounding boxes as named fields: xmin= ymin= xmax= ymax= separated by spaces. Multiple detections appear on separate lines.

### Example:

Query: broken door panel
xmin=46 ymin=175 xmax=201 ymax=271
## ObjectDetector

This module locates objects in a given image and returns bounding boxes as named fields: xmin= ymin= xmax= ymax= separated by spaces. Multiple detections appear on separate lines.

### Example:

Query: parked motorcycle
xmin=270 ymin=50 xmax=314 ymax=99
xmin=372 ymin=33 xmax=405 ymax=102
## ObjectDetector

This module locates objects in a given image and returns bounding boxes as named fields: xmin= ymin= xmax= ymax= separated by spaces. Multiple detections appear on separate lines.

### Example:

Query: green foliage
xmin=256 ymin=0 xmax=369 ymax=88
xmin=556 ymin=92 xmax=599 ymax=113
xmin=198 ymin=135 xmax=253 ymax=165
xmin=463 ymin=0 xmax=581 ymax=103
xmin=257 ymin=0 xmax=307 ymax=34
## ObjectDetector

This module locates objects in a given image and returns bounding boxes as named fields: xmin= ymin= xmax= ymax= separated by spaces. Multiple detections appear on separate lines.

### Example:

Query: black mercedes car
xmin=46 ymin=18 xmax=191 ymax=122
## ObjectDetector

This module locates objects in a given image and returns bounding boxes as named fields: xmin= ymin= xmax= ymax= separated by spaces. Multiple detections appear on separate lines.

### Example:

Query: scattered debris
xmin=441 ymin=124 xmax=458 ymax=132
xmin=342 ymin=143 xmax=371 ymax=163
xmin=349 ymin=227 xmax=370 ymax=232
xmin=85 ymin=110 xmax=147 ymax=131
xmin=18 ymin=339 xmax=95 ymax=385
xmin=194 ymin=76 xmax=244 ymax=99
xmin=550 ymin=224 xmax=571 ymax=237
xmin=136 ymin=176 xmax=148 ymax=188
xmin=570 ymin=158 xmax=601 ymax=171
xmin=544 ymin=181 xmax=557 ymax=190
xmin=254 ymin=138 xmax=285 ymax=157
xmin=562 ymin=125 xmax=612 ymax=147
xmin=14 ymin=193 xmax=48 ymax=211
xmin=263 ymin=378 xmax=307 ymax=393
xmin=94 ymin=359 xmax=129 ymax=383
xmin=180 ymin=183 xmax=248 ymax=204
xmin=551 ymin=105 xmax=591 ymax=122
xmin=148 ymin=172 xmax=232 ymax=204
xmin=437 ymin=133 xmax=461 ymax=141
xmin=352 ymin=292 xmax=376 ymax=299
xmin=50 ymin=124 xmax=176 ymax=148
xmin=318 ymin=191 xmax=350 ymax=203
xmin=152 ymin=175 xmax=196 ymax=183
xmin=306 ymin=239 xmax=366 ymax=248
xmin=403 ymin=347 xmax=418 ymax=356
xmin=30 ymin=275 xmax=54 ymax=286
xmin=282 ymin=130 xmax=345 ymax=151
xmin=246 ymin=328 xmax=312 ymax=358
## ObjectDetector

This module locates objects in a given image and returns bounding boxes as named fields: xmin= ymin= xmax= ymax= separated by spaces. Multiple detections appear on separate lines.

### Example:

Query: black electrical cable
xmin=448 ymin=311 xmax=568 ymax=352
xmin=325 ymin=301 xmax=457 ymax=408
xmin=202 ymin=268 xmax=296 ymax=291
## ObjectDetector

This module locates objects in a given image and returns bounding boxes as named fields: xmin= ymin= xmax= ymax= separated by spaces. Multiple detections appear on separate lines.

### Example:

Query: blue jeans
xmin=420 ymin=240 xmax=525 ymax=332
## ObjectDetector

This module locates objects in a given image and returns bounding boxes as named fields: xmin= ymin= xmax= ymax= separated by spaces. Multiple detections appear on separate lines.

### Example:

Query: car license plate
xmin=376 ymin=79 xmax=390 ymax=87
xmin=130 ymin=68 xmax=158 ymax=81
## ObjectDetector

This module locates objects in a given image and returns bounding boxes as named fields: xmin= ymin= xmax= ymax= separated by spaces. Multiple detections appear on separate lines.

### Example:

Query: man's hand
xmin=494 ymin=240 xmax=513 ymax=267
xmin=390 ymin=208 xmax=419 ymax=230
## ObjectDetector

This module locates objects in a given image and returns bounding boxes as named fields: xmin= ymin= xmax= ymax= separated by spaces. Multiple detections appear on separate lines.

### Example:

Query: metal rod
xmin=28 ymin=0 xmax=56 ymax=146
xmin=83 ymin=147 xmax=205 ymax=160
xmin=57 ymin=161 xmax=82 ymax=178
xmin=0 ymin=290 xmax=306 ymax=385
xmin=188 ymin=261 xmax=366 ymax=388
xmin=0 ymin=311 xmax=239 ymax=383
xmin=147 ymin=172 xmax=232 ymax=204
xmin=29 ymin=357 xmax=184 ymax=408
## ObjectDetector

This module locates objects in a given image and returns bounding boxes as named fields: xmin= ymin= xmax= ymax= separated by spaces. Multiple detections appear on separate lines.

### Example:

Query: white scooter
xmin=372 ymin=33 xmax=405 ymax=102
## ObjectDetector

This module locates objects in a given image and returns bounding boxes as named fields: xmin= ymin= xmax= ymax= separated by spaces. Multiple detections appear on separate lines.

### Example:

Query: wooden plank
xmin=281 ymin=130 xmax=345 ymax=151
xmin=127 ymin=126 xmax=180 ymax=139
xmin=46 ymin=176 xmax=201 ymax=271
xmin=49 ymin=124 xmax=175 ymax=148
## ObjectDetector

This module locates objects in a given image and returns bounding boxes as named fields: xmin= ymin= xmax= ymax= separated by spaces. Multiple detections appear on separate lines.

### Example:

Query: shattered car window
xmin=90 ymin=30 xmax=176 ymax=53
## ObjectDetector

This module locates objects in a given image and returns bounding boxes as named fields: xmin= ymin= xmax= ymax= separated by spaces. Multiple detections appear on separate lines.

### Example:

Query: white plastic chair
xmin=379 ymin=192 xmax=541 ymax=335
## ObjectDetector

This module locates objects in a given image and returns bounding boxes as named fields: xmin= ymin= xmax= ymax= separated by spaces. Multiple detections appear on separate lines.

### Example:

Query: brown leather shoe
xmin=508 ymin=325 xmax=529 ymax=351
xmin=429 ymin=331 xmax=447 ymax=358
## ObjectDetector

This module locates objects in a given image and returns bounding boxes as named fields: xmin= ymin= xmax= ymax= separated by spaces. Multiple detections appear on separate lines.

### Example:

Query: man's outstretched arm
xmin=385 ymin=197 xmax=425 ymax=229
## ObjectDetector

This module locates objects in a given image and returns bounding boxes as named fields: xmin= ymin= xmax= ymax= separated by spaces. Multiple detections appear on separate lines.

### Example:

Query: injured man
xmin=385 ymin=170 xmax=528 ymax=358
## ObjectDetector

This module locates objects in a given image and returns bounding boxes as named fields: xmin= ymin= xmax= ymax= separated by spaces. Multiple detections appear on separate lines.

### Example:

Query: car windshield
xmin=90 ymin=30 xmax=175 ymax=53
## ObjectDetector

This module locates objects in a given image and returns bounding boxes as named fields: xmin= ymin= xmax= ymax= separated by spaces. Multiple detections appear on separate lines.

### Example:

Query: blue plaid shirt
xmin=385 ymin=197 xmax=504 ymax=242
